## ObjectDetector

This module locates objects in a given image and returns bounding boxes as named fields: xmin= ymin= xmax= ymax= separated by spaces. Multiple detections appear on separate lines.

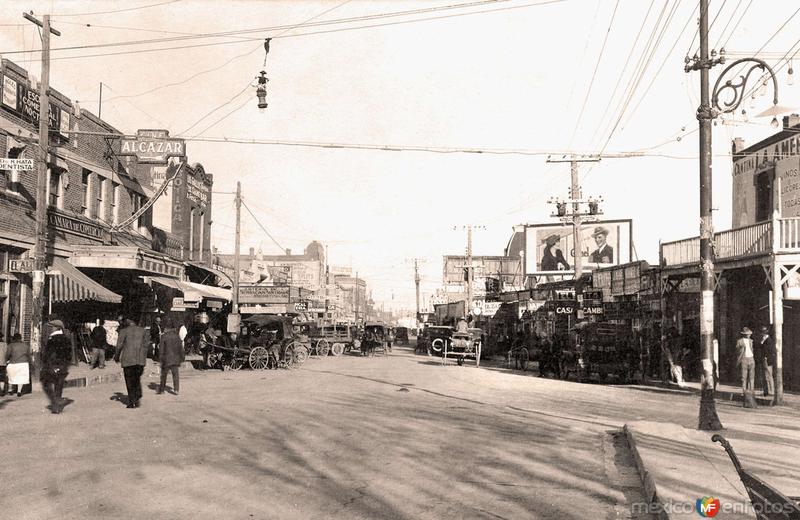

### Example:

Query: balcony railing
xmin=661 ymin=216 xmax=800 ymax=267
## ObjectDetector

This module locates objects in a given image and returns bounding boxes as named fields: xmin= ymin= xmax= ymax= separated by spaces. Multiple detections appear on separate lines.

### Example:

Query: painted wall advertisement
xmin=1 ymin=73 xmax=70 ymax=138
xmin=524 ymin=220 xmax=632 ymax=275
xmin=777 ymin=155 xmax=800 ymax=218
xmin=238 ymin=285 xmax=290 ymax=304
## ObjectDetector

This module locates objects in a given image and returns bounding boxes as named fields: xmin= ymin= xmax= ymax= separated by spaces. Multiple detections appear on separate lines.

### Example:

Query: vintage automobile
xmin=314 ymin=323 xmax=356 ymax=356
xmin=421 ymin=326 xmax=454 ymax=356
xmin=444 ymin=327 xmax=483 ymax=366
xmin=361 ymin=322 xmax=389 ymax=357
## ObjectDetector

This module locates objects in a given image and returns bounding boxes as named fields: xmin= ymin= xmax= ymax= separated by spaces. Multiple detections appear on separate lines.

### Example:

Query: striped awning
xmin=48 ymin=257 xmax=122 ymax=304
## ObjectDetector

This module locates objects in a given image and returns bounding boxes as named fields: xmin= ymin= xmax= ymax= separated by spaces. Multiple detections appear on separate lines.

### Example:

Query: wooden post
xmin=772 ymin=256 xmax=784 ymax=405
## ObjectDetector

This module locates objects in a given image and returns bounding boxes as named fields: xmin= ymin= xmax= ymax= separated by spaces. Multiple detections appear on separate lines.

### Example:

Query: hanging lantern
xmin=256 ymin=70 xmax=268 ymax=111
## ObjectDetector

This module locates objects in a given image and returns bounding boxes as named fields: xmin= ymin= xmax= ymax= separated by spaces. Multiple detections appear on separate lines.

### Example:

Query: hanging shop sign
xmin=172 ymin=297 xmax=199 ymax=310
xmin=294 ymin=301 xmax=308 ymax=312
xmin=9 ymin=258 xmax=36 ymax=273
xmin=119 ymin=129 xmax=185 ymax=164
xmin=48 ymin=210 xmax=105 ymax=240
xmin=1 ymin=74 xmax=70 ymax=139
xmin=0 ymin=157 xmax=34 ymax=170
xmin=238 ymin=285 xmax=290 ymax=304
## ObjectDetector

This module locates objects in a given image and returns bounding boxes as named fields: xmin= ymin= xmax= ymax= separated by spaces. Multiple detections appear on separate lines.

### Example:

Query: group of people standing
xmin=0 ymin=315 xmax=186 ymax=414
xmin=735 ymin=325 xmax=777 ymax=401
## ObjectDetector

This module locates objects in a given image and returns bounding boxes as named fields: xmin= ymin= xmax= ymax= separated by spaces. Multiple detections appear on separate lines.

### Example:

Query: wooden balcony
xmin=661 ymin=216 xmax=800 ymax=268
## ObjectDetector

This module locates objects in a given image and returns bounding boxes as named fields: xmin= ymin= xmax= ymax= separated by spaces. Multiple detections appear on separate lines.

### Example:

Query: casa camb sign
xmin=119 ymin=129 xmax=185 ymax=164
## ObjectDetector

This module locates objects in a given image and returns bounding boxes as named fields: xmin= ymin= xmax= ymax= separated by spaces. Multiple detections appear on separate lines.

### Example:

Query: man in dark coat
xmin=114 ymin=317 xmax=149 ymax=408
xmin=756 ymin=325 xmax=777 ymax=397
xmin=157 ymin=319 xmax=185 ymax=395
xmin=90 ymin=320 xmax=107 ymax=369
xmin=149 ymin=316 xmax=162 ymax=362
xmin=41 ymin=320 xmax=74 ymax=414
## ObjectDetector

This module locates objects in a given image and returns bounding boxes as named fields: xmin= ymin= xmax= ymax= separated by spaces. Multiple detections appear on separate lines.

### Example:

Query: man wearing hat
xmin=756 ymin=325 xmax=776 ymax=397
xmin=735 ymin=326 xmax=756 ymax=400
xmin=41 ymin=319 xmax=74 ymax=414
xmin=589 ymin=227 xmax=614 ymax=264
xmin=114 ymin=316 xmax=149 ymax=409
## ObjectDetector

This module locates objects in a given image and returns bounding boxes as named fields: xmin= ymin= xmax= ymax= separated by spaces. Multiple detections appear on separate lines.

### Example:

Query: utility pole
xmin=688 ymin=0 xmax=723 ymax=430
xmin=229 ymin=181 xmax=242 ymax=334
xmin=546 ymin=155 xmax=601 ymax=322
xmin=24 ymin=12 xmax=60 ymax=358
xmin=355 ymin=270 xmax=359 ymax=325
xmin=466 ymin=225 xmax=473 ymax=317
xmin=325 ymin=244 xmax=330 ymax=323
xmin=414 ymin=259 xmax=421 ymax=330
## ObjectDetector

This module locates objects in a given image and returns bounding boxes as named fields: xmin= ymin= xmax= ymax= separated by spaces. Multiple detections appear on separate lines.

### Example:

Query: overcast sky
xmin=3 ymin=0 xmax=800 ymax=311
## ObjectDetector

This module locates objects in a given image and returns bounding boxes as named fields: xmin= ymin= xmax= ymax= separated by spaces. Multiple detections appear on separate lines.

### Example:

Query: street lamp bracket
xmin=711 ymin=58 xmax=779 ymax=116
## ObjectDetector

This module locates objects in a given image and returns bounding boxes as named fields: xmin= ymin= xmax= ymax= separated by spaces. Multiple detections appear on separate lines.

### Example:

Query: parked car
xmin=421 ymin=326 xmax=453 ymax=356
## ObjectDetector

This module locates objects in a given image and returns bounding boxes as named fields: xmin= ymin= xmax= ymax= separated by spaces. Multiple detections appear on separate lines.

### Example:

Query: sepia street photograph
xmin=1 ymin=1 xmax=800 ymax=518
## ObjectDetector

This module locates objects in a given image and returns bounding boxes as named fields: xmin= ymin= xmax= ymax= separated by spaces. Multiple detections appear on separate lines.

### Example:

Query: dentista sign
xmin=119 ymin=129 xmax=185 ymax=164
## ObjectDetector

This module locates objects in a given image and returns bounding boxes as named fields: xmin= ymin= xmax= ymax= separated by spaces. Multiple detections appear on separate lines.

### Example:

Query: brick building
xmin=0 ymin=59 xmax=224 ymax=345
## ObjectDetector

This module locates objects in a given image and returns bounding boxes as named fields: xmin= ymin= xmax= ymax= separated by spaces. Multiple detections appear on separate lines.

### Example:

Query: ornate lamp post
xmin=686 ymin=0 xmax=784 ymax=429
xmin=711 ymin=56 xmax=781 ymax=126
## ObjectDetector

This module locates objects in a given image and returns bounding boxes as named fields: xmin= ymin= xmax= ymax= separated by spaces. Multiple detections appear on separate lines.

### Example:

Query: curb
xmin=624 ymin=424 xmax=671 ymax=520
xmin=59 ymin=361 xmax=198 ymax=390
xmin=637 ymin=380 xmax=776 ymax=407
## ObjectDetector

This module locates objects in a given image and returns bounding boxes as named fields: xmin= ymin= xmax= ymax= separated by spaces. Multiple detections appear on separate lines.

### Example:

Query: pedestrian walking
xmin=149 ymin=315 xmax=162 ymax=361
xmin=735 ymin=327 xmax=756 ymax=405
xmin=756 ymin=325 xmax=776 ymax=397
xmin=90 ymin=320 xmax=107 ymax=369
xmin=6 ymin=333 xmax=31 ymax=397
xmin=114 ymin=317 xmax=149 ymax=409
xmin=41 ymin=320 xmax=74 ymax=414
xmin=0 ymin=332 xmax=8 ymax=396
xmin=157 ymin=319 xmax=184 ymax=395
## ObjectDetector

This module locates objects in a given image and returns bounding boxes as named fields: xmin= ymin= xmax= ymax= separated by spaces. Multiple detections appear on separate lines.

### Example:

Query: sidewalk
xmin=630 ymin=379 xmax=800 ymax=410
xmin=625 ymin=420 xmax=800 ymax=519
xmin=26 ymin=357 xmax=203 ymax=392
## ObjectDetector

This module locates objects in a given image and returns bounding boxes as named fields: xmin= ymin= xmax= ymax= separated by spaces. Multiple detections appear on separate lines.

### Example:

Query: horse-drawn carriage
xmin=304 ymin=323 xmax=352 ymax=357
xmin=361 ymin=322 xmax=389 ymax=357
xmin=203 ymin=315 xmax=309 ymax=370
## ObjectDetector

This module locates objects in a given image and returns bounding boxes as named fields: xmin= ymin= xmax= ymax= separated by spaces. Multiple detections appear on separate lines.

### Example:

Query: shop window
xmin=47 ymin=169 xmax=63 ymax=208
xmin=111 ymin=182 xmax=120 ymax=225
xmin=130 ymin=191 xmax=144 ymax=231
xmin=755 ymin=169 xmax=774 ymax=222
xmin=82 ymin=169 xmax=92 ymax=218
xmin=98 ymin=177 xmax=107 ymax=221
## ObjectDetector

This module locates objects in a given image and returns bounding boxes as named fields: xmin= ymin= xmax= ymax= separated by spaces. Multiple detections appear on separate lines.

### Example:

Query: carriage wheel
xmin=331 ymin=343 xmax=344 ymax=356
xmin=229 ymin=356 xmax=244 ymax=371
xmin=516 ymin=348 xmax=530 ymax=371
xmin=315 ymin=339 xmax=330 ymax=357
xmin=249 ymin=346 xmax=270 ymax=370
xmin=206 ymin=352 xmax=222 ymax=369
xmin=294 ymin=345 xmax=309 ymax=367
xmin=457 ymin=357 xmax=465 ymax=366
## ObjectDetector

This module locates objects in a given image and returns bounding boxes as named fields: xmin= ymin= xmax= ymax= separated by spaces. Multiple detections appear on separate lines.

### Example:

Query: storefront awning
xmin=71 ymin=246 xmax=184 ymax=278
xmin=185 ymin=261 xmax=233 ymax=288
xmin=149 ymin=277 xmax=231 ymax=302
xmin=48 ymin=257 xmax=122 ymax=304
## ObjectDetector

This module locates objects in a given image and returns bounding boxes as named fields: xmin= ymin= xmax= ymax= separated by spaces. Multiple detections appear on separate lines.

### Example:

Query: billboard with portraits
xmin=524 ymin=219 xmax=632 ymax=275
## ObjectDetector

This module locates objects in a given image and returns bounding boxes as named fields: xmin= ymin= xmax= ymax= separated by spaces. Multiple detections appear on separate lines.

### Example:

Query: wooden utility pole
xmin=546 ymin=155 xmax=600 ymax=322
xmin=414 ymin=259 xmax=421 ymax=328
xmin=24 ymin=12 xmax=60 ymax=356
xmin=355 ymin=270 xmax=359 ymax=324
xmin=228 ymin=181 xmax=242 ymax=333
xmin=693 ymin=0 xmax=724 ymax=430
xmin=466 ymin=225 xmax=473 ymax=317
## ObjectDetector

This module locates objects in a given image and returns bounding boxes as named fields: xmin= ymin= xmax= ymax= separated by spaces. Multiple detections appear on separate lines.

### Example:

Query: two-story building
xmin=660 ymin=114 xmax=800 ymax=393
xmin=0 ymin=59 xmax=226 ymax=344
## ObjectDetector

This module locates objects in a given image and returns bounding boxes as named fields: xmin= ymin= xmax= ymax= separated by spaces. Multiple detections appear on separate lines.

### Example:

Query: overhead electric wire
xmin=566 ymin=0 xmax=620 ymax=149
xmin=4 ymin=0 xmax=565 ymax=63
xmin=52 ymin=0 xmax=182 ymax=17
xmin=712 ymin=0 xmax=742 ymax=50
xmin=189 ymin=96 xmax=253 ymax=138
xmin=9 ymin=0 xmax=520 ymax=54
xmin=619 ymin=1 xmax=700 ymax=132
xmin=586 ymin=0 xmax=656 ymax=148
xmin=175 ymin=80 xmax=254 ymax=136
xmin=720 ymin=0 xmax=752 ymax=49
xmin=594 ymin=0 xmax=679 ymax=155
xmin=241 ymin=200 xmax=286 ymax=253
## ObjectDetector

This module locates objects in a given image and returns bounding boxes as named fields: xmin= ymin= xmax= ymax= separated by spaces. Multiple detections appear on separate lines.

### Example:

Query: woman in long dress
xmin=6 ymin=333 xmax=31 ymax=397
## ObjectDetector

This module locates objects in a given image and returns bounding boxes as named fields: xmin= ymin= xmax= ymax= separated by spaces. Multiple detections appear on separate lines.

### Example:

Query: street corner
xmin=624 ymin=421 xmax=758 ymax=519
